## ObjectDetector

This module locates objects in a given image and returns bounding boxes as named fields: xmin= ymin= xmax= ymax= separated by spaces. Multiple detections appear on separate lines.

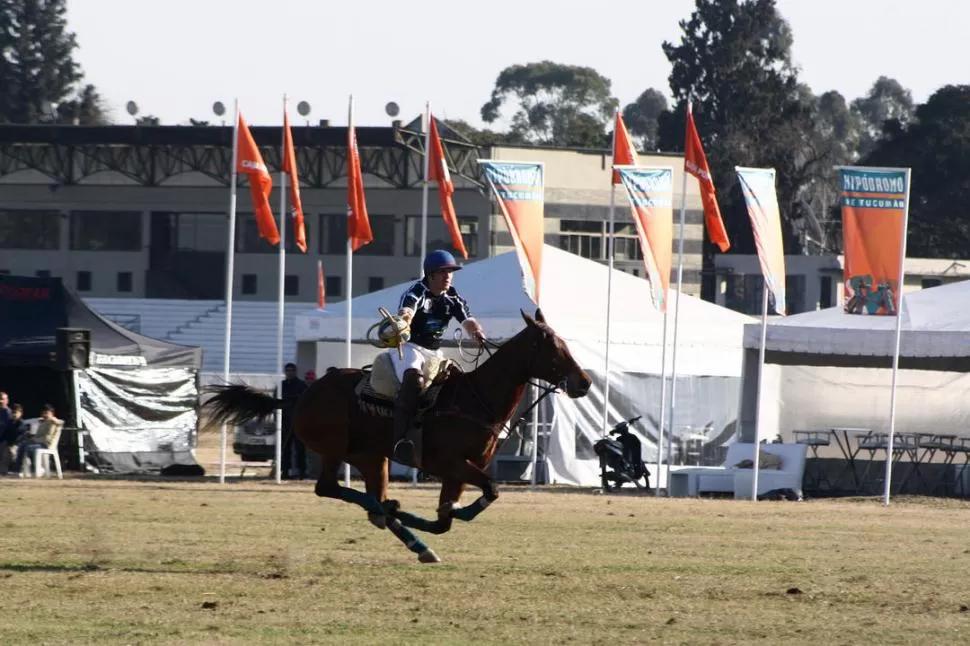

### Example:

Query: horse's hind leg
xmin=315 ymin=455 xmax=440 ymax=564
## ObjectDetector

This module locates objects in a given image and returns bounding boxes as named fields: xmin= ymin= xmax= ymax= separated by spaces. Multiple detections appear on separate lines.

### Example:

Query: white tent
xmin=296 ymin=246 xmax=754 ymax=486
xmin=738 ymin=279 xmax=970 ymax=443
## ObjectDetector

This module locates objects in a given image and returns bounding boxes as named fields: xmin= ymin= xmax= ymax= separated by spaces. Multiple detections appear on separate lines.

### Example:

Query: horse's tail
xmin=202 ymin=384 xmax=285 ymax=428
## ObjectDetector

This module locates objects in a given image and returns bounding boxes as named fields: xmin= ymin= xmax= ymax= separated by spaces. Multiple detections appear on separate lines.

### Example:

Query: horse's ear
xmin=520 ymin=309 xmax=537 ymax=328
xmin=534 ymin=308 xmax=546 ymax=324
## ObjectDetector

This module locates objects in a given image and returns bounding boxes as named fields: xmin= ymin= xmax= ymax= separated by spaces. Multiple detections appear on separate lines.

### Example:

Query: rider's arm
xmin=397 ymin=284 xmax=422 ymax=324
xmin=452 ymin=291 xmax=485 ymax=341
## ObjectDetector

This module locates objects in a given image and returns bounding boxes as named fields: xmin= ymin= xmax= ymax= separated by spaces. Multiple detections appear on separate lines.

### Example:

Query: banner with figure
xmin=736 ymin=167 xmax=787 ymax=315
xmin=478 ymin=160 xmax=545 ymax=304
xmin=839 ymin=166 xmax=911 ymax=316
xmin=614 ymin=166 xmax=673 ymax=312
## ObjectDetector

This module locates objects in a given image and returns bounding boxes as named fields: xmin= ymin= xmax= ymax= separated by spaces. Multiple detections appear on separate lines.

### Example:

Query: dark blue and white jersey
xmin=399 ymin=279 xmax=471 ymax=350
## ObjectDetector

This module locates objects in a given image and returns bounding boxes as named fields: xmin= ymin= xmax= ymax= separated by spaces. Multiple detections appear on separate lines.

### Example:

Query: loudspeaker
xmin=55 ymin=327 xmax=91 ymax=370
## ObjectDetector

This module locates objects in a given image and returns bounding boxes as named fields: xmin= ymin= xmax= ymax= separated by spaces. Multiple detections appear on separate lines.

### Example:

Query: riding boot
xmin=392 ymin=369 xmax=424 ymax=467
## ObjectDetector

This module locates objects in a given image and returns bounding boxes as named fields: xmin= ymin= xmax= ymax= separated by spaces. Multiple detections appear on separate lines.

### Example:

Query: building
xmin=0 ymin=118 xmax=707 ymax=301
xmin=713 ymin=254 xmax=970 ymax=315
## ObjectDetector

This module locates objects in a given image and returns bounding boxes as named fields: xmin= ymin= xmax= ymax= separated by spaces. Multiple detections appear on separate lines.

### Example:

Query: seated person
xmin=0 ymin=403 xmax=27 ymax=475
xmin=14 ymin=404 xmax=63 ymax=475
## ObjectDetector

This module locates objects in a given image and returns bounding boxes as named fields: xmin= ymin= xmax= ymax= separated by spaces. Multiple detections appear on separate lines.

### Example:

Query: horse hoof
xmin=418 ymin=549 xmax=441 ymax=564
xmin=367 ymin=513 xmax=387 ymax=530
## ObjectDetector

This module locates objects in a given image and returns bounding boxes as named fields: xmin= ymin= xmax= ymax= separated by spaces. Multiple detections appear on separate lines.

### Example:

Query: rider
xmin=388 ymin=249 xmax=486 ymax=467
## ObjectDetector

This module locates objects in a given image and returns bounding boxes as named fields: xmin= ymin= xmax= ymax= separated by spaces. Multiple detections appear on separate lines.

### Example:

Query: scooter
xmin=593 ymin=415 xmax=651 ymax=492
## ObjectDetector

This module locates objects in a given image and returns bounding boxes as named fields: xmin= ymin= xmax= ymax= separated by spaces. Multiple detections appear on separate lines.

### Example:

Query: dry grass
xmin=3 ymin=477 xmax=970 ymax=645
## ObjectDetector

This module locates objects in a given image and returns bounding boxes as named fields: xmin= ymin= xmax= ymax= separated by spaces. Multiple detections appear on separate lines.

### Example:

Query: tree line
xmin=2 ymin=0 xmax=968 ymax=267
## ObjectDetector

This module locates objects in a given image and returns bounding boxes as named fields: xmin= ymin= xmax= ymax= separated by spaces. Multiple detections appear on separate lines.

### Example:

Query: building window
xmin=819 ymin=275 xmax=834 ymax=309
xmin=36 ymin=270 xmax=51 ymax=278
xmin=76 ymin=271 xmax=92 ymax=292
xmin=0 ymin=209 xmax=61 ymax=250
xmin=405 ymin=216 xmax=479 ymax=257
xmin=356 ymin=215 xmax=395 ymax=256
xmin=611 ymin=223 xmax=644 ymax=261
xmin=785 ymin=274 xmax=805 ymax=315
xmin=236 ymin=212 xmax=308 ymax=253
xmin=285 ymin=274 xmax=299 ymax=296
xmin=921 ymin=277 xmax=943 ymax=289
xmin=325 ymin=276 xmax=342 ymax=298
xmin=241 ymin=274 xmax=258 ymax=295
xmin=117 ymin=272 xmax=133 ymax=293
xmin=71 ymin=211 xmax=142 ymax=251
xmin=165 ymin=212 xmax=225 ymax=251
xmin=368 ymin=276 xmax=384 ymax=293
xmin=558 ymin=220 xmax=603 ymax=260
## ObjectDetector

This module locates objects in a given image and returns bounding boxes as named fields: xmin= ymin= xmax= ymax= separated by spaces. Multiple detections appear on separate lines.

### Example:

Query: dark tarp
xmin=0 ymin=274 xmax=202 ymax=369
xmin=0 ymin=275 xmax=204 ymax=475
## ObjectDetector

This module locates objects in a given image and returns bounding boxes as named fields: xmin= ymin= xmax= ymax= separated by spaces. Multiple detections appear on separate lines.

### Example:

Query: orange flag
xmin=684 ymin=105 xmax=730 ymax=252
xmin=236 ymin=112 xmax=280 ymax=245
xmin=347 ymin=118 xmax=373 ymax=252
xmin=317 ymin=259 xmax=325 ymax=309
xmin=611 ymin=111 xmax=639 ymax=185
xmin=282 ymin=111 xmax=307 ymax=253
xmin=428 ymin=116 xmax=468 ymax=259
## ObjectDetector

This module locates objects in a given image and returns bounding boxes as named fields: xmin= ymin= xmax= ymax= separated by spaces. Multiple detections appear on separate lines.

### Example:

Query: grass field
xmin=4 ymin=475 xmax=970 ymax=646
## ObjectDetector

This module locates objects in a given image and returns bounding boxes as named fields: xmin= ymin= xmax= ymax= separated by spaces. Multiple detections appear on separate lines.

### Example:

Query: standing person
xmin=384 ymin=250 xmax=486 ymax=467
xmin=280 ymin=363 xmax=308 ymax=480
xmin=0 ymin=403 xmax=27 ymax=475
xmin=0 ymin=392 xmax=9 ymax=429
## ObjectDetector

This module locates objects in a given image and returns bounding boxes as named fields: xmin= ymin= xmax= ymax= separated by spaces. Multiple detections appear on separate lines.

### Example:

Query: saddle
xmin=354 ymin=352 xmax=457 ymax=418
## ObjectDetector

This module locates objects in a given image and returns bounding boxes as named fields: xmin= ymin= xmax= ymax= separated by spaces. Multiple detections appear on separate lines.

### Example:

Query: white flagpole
xmin=883 ymin=167 xmax=912 ymax=505
xmin=274 ymin=94 xmax=288 ymax=485
xmin=602 ymin=108 xmax=619 ymax=437
xmin=530 ymin=383 xmax=539 ymax=490
xmin=420 ymin=102 xmax=431 ymax=275
xmin=656 ymin=299 xmax=670 ymax=495
xmin=665 ymin=100 xmax=692 ymax=489
xmin=220 ymin=98 xmax=240 ymax=485
xmin=344 ymin=95 xmax=355 ymax=488
xmin=750 ymin=284 xmax=769 ymax=500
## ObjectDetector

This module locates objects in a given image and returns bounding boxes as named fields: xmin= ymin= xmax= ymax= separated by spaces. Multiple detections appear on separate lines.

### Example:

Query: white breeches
xmin=388 ymin=343 xmax=442 ymax=383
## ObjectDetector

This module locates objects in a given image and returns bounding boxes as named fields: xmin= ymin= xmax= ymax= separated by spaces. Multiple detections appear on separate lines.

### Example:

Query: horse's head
xmin=519 ymin=308 xmax=591 ymax=398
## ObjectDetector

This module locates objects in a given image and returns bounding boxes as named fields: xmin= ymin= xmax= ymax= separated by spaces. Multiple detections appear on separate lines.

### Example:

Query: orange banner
xmin=317 ymin=259 xmax=325 ymax=309
xmin=428 ymin=115 xmax=468 ymax=258
xmin=236 ymin=112 xmax=280 ymax=245
xmin=611 ymin=111 xmax=639 ymax=185
xmin=478 ymin=160 xmax=545 ymax=304
xmin=347 ymin=117 xmax=373 ymax=252
xmin=614 ymin=166 xmax=673 ymax=312
xmin=736 ymin=167 xmax=787 ymax=315
xmin=282 ymin=111 xmax=307 ymax=253
xmin=839 ymin=167 xmax=910 ymax=315
xmin=684 ymin=106 xmax=730 ymax=252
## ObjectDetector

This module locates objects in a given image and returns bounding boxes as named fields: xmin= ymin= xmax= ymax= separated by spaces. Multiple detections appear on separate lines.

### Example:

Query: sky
xmin=65 ymin=0 xmax=968 ymax=129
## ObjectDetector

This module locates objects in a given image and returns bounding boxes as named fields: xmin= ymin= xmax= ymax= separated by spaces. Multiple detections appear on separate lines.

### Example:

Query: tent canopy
xmin=298 ymin=245 xmax=753 ymax=377
xmin=0 ymin=275 xmax=202 ymax=369
xmin=744 ymin=280 xmax=970 ymax=371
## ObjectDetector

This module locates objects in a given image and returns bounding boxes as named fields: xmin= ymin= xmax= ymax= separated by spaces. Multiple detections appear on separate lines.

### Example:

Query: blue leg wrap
xmin=386 ymin=517 xmax=428 ymax=554
xmin=337 ymin=487 xmax=385 ymax=516
xmin=450 ymin=496 xmax=493 ymax=522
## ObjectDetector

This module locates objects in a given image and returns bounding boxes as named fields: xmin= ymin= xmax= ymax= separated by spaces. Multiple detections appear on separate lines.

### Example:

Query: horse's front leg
xmin=442 ymin=459 xmax=499 ymax=523
xmin=379 ymin=475 xmax=459 ymax=536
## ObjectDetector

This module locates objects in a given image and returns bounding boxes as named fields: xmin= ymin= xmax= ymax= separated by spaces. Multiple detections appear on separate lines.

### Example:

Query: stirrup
xmin=393 ymin=439 xmax=416 ymax=466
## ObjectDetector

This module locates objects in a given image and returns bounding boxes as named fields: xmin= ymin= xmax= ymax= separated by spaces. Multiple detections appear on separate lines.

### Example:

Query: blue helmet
xmin=423 ymin=249 xmax=463 ymax=275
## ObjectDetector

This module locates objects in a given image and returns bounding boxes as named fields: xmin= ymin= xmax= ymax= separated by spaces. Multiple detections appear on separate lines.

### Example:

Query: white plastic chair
xmin=31 ymin=449 xmax=63 ymax=479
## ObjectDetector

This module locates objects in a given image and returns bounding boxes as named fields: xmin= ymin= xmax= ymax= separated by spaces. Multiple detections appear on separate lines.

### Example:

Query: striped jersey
xmin=399 ymin=279 xmax=471 ymax=350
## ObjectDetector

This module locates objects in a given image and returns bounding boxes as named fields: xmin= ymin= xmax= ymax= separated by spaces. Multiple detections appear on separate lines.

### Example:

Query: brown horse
xmin=202 ymin=308 xmax=591 ymax=563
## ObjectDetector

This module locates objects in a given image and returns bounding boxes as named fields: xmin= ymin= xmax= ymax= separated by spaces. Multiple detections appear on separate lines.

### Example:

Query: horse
xmin=202 ymin=308 xmax=591 ymax=563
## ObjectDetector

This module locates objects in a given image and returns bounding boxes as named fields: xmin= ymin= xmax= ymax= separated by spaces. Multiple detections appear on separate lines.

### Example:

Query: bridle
xmin=451 ymin=327 xmax=566 ymax=442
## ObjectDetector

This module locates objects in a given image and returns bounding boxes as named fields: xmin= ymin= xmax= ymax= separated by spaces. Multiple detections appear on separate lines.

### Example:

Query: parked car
xmin=233 ymin=419 xmax=277 ymax=462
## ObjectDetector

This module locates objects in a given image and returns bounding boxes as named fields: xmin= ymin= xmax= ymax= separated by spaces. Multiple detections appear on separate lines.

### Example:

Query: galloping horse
xmin=203 ymin=308 xmax=591 ymax=563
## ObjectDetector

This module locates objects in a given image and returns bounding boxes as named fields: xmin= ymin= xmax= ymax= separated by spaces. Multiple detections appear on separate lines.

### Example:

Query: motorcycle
xmin=593 ymin=415 xmax=652 ymax=492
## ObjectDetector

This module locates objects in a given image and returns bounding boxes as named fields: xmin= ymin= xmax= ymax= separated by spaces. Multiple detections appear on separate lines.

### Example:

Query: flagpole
xmin=344 ymin=94 xmax=354 ymax=488
xmin=750 ymin=284 xmax=769 ymax=500
xmin=220 ymin=98 xmax=240 ymax=485
xmin=656 ymin=298 xmax=670 ymax=496
xmin=602 ymin=109 xmax=619 ymax=437
xmin=274 ymin=94 xmax=288 ymax=485
xmin=883 ymin=167 xmax=912 ymax=506
xmin=665 ymin=100 xmax=692 ymax=489
xmin=420 ymin=102 xmax=431 ymax=275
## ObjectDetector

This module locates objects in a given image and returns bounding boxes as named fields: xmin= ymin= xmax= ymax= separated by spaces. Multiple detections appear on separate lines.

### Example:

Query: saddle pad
xmin=368 ymin=351 xmax=452 ymax=400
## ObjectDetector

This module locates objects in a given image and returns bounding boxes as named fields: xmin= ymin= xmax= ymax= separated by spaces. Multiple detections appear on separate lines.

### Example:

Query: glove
xmin=378 ymin=316 xmax=410 ymax=347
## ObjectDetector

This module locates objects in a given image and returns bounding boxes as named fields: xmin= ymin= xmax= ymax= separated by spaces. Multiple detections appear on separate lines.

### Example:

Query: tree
xmin=852 ymin=76 xmax=915 ymax=158
xmin=621 ymin=88 xmax=668 ymax=150
xmin=442 ymin=118 xmax=527 ymax=147
xmin=0 ymin=0 xmax=109 ymax=124
xmin=862 ymin=85 xmax=970 ymax=257
xmin=657 ymin=0 xmax=814 ymax=296
xmin=480 ymin=61 xmax=617 ymax=148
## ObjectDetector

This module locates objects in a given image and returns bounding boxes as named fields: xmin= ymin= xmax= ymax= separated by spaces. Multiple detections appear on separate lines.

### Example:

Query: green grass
xmin=3 ymin=478 xmax=970 ymax=645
